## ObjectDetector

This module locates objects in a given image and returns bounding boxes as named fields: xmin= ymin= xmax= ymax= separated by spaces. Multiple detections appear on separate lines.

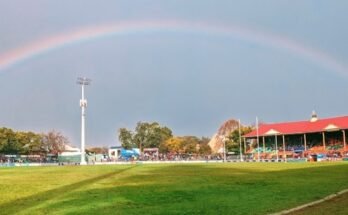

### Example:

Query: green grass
xmin=289 ymin=191 xmax=348 ymax=215
xmin=0 ymin=162 xmax=347 ymax=215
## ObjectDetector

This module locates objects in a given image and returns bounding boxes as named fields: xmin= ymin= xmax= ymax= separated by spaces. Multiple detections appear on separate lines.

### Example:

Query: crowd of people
xmin=248 ymin=137 xmax=348 ymax=161
xmin=112 ymin=153 xmax=222 ymax=162
xmin=2 ymin=138 xmax=348 ymax=165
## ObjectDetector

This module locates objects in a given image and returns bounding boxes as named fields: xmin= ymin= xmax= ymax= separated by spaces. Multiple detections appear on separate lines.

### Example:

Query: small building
xmin=108 ymin=146 xmax=122 ymax=160
xmin=58 ymin=144 xmax=81 ymax=163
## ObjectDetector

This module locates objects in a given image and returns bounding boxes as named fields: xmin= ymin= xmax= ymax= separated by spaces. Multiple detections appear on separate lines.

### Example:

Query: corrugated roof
xmin=244 ymin=115 xmax=348 ymax=138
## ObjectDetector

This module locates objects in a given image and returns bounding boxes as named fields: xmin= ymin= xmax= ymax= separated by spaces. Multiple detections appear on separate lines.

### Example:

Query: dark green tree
xmin=226 ymin=126 xmax=253 ymax=154
xmin=0 ymin=127 xmax=20 ymax=154
xmin=119 ymin=122 xmax=173 ymax=152
xmin=133 ymin=122 xmax=173 ymax=151
xmin=16 ymin=131 xmax=43 ymax=155
xmin=118 ymin=128 xmax=135 ymax=149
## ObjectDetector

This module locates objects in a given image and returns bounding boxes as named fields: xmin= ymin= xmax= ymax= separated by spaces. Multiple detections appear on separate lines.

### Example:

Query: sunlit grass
xmin=0 ymin=162 xmax=347 ymax=215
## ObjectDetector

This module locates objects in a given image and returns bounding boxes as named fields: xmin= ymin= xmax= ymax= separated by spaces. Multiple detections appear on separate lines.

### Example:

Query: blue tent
xmin=120 ymin=148 xmax=140 ymax=159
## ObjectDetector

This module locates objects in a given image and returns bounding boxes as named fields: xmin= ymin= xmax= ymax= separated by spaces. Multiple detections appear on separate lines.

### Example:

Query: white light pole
xmin=77 ymin=77 xmax=91 ymax=165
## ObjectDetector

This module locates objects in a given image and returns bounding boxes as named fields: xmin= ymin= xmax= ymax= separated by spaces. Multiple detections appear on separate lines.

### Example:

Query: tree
xmin=0 ymin=127 xmax=20 ymax=154
xmin=0 ymin=128 xmax=70 ymax=156
xmin=124 ymin=122 xmax=173 ymax=152
xmin=226 ymin=126 xmax=253 ymax=154
xmin=118 ymin=128 xmax=134 ymax=149
xmin=199 ymin=137 xmax=210 ymax=145
xmin=160 ymin=136 xmax=211 ymax=155
xmin=198 ymin=136 xmax=212 ymax=155
xmin=16 ymin=131 xmax=43 ymax=155
xmin=181 ymin=136 xmax=200 ymax=154
xmin=42 ymin=130 xmax=69 ymax=155
xmin=198 ymin=143 xmax=212 ymax=155
xmin=160 ymin=137 xmax=184 ymax=153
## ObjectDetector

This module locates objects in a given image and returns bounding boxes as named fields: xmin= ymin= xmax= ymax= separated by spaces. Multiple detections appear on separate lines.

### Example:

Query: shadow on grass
xmin=14 ymin=163 xmax=348 ymax=215
xmin=0 ymin=165 xmax=136 ymax=214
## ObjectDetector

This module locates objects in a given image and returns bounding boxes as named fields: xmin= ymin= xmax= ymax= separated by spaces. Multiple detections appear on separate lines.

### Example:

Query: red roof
xmin=244 ymin=115 xmax=348 ymax=138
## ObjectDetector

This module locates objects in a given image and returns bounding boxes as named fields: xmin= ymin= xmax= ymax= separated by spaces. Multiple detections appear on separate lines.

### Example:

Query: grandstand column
xmin=262 ymin=136 xmax=265 ymax=156
xmin=322 ymin=132 xmax=326 ymax=150
xmin=243 ymin=137 xmax=246 ymax=154
xmin=304 ymin=133 xmax=307 ymax=151
xmin=275 ymin=135 xmax=279 ymax=161
xmin=342 ymin=130 xmax=346 ymax=150
xmin=282 ymin=135 xmax=286 ymax=162
xmin=256 ymin=117 xmax=260 ymax=162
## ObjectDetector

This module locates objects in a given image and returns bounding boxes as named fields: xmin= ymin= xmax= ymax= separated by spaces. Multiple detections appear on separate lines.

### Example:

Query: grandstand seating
xmin=247 ymin=140 xmax=348 ymax=160
xmin=308 ymin=145 xmax=326 ymax=153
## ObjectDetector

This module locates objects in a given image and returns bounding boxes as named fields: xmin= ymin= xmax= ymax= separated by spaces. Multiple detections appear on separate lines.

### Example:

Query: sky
xmin=1 ymin=1 xmax=348 ymax=147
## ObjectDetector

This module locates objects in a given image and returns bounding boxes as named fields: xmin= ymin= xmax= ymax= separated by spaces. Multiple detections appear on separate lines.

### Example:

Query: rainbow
xmin=0 ymin=19 xmax=346 ymax=76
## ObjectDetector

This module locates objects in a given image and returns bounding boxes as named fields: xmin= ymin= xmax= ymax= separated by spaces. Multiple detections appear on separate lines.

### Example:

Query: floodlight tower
xmin=77 ymin=77 xmax=91 ymax=165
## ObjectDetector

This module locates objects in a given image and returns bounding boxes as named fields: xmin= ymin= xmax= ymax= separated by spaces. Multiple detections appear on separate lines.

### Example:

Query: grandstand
xmin=243 ymin=112 xmax=348 ymax=161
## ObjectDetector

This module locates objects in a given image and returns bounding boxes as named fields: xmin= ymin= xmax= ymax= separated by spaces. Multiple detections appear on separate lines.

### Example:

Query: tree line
xmin=118 ymin=121 xmax=253 ymax=156
xmin=0 ymin=121 xmax=253 ymax=157
xmin=0 ymin=127 xmax=69 ymax=156
xmin=118 ymin=122 xmax=212 ymax=155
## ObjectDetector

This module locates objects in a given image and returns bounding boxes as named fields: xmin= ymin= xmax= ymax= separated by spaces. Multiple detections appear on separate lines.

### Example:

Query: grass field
xmin=0 ymin=162 xmax=347 ymax=215
xmin=289 ymin=191 xmax=348 ymax=215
